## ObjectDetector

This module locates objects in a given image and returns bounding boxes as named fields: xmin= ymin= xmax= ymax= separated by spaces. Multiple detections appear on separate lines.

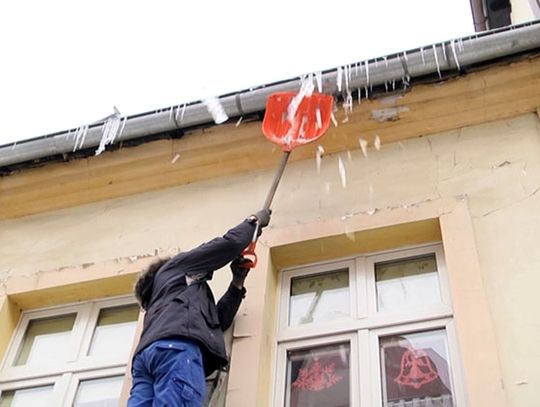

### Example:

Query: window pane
xmin=14 ymin=314 xmax=76 ymax=366
xmin=289 ymin=269 xmax=349 ymax=326
xmin=379 ymin=329 xmax=454 ymax=407
xmin=87 ymin=304 xmax=139 ymax=360
xmin=286 ymin=343 xmax=350 ymax=407
xmin=74 ymin=376 xmax=124 ymax=407
xmin=0 ymin=385 xmax=54 ymax=407
xmin=375 ymin=254 xmax=441 ymax=312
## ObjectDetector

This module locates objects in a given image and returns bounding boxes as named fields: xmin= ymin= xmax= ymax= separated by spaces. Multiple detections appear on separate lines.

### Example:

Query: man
xmin=128 ymin=209 xmax=271 ymax=407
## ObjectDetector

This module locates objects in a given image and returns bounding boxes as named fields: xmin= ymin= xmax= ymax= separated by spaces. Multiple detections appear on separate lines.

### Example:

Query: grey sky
xmin=0 ymin=0 xmax=474 ymax=145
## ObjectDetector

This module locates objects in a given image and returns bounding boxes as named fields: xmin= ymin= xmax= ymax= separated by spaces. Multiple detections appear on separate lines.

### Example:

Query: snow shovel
xmin=242 ymin=91 xmax=334 ymax=267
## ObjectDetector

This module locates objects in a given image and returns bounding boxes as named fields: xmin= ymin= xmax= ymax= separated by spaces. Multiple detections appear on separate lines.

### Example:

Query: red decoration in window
xmin=292 ymin=360 xmax=343 ymax=391
xmin=394 ymin=348 xmax=439 ymax=389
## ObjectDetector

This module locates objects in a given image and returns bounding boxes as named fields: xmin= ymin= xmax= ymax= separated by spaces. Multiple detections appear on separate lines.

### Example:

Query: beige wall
xmin=1 ymin=113 xmax=540 ymax=405
xmin=511 ymin=0 xmax=540 ymax=23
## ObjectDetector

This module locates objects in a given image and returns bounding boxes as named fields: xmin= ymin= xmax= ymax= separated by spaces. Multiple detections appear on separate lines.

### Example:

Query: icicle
xmin=235 ymin=116 xmax=243 ymax=127
xmin=305 ymin=73 xmax=315 ymax=96
xmin=316 ymin=145 xmax=324 ymax=174
xmin=450 ymin=40 xmax=461 ymax=70
xmin=421 ymin=47 xmax=426 ymax=65
xmin=336 ymin=66 xmax=343 ymax=92
xmin=73 ymin=125 xmax=89 ymax=152
xmin=365 ymin=61 xmax=370 ymax=86
xmin=330 ymin=112 xmax=338 ymax=127
xmin=347 ymin=150 xmax=352 ymax=162
xmin=180 ymin=103 xmax=187 ymax=122
xmin=458 ymin=38 xmax=465 ymax=52
xmin=432 ymin=44 xmax=442 ymax=79
xmin=80 ymin=125 xmax=89 ymax=149
xmin=338 ymin=156 xmax=347 ymax=188
xmin=385 ymin=82 xmax=388 ymax=92
xmin=359 ymin=137 xmax=368 ymax=157
xmin=73 ymin=127 xmax=80 ymax=151
xmin=171 ymin=153 xmax=180 ymax=164
xmin=95 ymin=108 xmax=122 ymax=156
xmin=441 ymin=42 xmax=448 ymax=62
xmin=355 ymin=63 xmax=359 ymax=76
xmin=203 ymin=96 xmax=228 ymax=124
xmin=383 ymin=56 xmax=388 ymax=67
xmin=287 ymin=77 xmax=315 ymax=124
xmin=344 ymin=65 xmax=350 ymax=94
xmin=316 ymin=71 xmax=323 ymax=93
xmin=316 ymin=108 xmax=322 ymax=129
xmin=357 ymin=88 xmax=362 ymax=104
xmin=168 ymin=106 xmax=174 ymax=122
xmin=364 ymin=86 xmax=369 ymax=99
xmin=403 ymin=51 xmax=408 ymax=62
xmin=118 ymin=117 xmax=128 ymax=139
xmin=392 ymin=80 xmax=396 ymax=91
xmin=374 ymin=135 xmax=381 ymax=150
xmin=375 ymin=58 xmax=379 ymax=68
xmin=344 ymin=91 xmax=353 ymax=113
xmin=298 ymin=115 xmax=308 ymax=140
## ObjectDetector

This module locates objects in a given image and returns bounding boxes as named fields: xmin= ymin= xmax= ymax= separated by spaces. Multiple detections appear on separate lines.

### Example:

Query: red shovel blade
xmin=262 ymin=92 xmax=334 ymax=152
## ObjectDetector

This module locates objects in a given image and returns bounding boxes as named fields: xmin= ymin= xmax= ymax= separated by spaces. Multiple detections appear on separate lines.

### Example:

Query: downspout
xmin=1 ymin=21 xmax=540 ymax=168
xmin=470 ymin=0 xmax=488 ymax=31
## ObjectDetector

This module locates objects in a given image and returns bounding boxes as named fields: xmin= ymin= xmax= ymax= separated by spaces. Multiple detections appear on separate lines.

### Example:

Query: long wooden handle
xmin=263 ymin=151 xmax=291 ymax=210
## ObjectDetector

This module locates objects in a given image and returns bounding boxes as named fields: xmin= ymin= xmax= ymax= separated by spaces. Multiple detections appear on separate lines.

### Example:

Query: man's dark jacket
xmin=133 ymin=219 xmax=256 ymax=376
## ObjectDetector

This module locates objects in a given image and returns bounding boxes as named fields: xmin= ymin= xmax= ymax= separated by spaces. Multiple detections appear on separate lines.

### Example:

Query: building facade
xmin=1 ymin=9 xmax=540 ymax=407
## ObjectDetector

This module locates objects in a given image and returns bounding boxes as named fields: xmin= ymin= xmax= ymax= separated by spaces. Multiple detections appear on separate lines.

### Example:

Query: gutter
xmin=1 ymin=21 xmax=540 ymax=168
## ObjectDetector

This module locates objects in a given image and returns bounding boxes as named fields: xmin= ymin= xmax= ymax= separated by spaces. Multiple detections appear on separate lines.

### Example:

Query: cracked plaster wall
xmin=1 ymin=113 xmax=539 ymax=405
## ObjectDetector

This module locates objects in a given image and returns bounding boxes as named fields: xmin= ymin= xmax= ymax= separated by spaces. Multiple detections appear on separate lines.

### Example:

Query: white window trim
xmin=0 ymin=374 xmax=67 ymax=406
xmin=365 ymin=244 xmax=452 ymax=318
xmin=368 ymin=318 xmax=467 ymax=407
xmin=274 ymin=243 xmax=466 ymax=407
xmin=278 ymin=258 xmax=358 ymax=338
xmin=63 ymin=366 xmax=127 ymax=406
xmin=278 ymin=244 xmax=452 ymax=343
xmin=0 ymin=295 xmax=136 ymax=384
xmin=273 ymin=333 xmax=359 ymax=407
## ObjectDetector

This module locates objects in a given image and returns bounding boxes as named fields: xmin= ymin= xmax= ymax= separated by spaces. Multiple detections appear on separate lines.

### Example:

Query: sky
xmin=0 ymin=1 xmax=475 ymax=146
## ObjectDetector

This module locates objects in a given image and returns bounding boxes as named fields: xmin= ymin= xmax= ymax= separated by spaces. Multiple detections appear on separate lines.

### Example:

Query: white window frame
xmin=274 ymin=333 xmax=360 ymax=407
xmin=278 ymin=258 xmax=358 ymax=341
xmin=368 ymin=318 xmax=467 ymax=407
xmin=364 ymin=244 xmax=453 ymax=325
xmin=64 ymin=366 xmax=127 ymax=406
xmin=0 ymin=295 xmax=138 ymax=405
xmin=0 ymin=375 xmax=66 ymax=407
xmin=274 ymin=243 xmax=466 ymax=407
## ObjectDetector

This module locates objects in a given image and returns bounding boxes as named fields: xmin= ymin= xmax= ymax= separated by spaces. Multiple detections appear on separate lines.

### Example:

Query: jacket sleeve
xmin=216 ymin=283 xmax=246 ymax=331
xmin=173 ymin=219 xmax=256 ymax=276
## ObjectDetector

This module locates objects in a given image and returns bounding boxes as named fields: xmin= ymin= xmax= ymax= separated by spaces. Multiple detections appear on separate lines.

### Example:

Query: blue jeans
xmin=128 ymin=338 xmax=206 ymax=407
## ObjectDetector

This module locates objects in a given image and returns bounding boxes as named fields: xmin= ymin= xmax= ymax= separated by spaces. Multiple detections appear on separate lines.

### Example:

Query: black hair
xmin=134 ymin=257 xmax=171 ymax=310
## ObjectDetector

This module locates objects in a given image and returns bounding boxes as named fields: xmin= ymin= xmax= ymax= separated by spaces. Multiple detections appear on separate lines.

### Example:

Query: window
xmin=275 ymin=244 xmax=465 ymax=407
xmin=0 ymin=297 xmax=139 ymax=406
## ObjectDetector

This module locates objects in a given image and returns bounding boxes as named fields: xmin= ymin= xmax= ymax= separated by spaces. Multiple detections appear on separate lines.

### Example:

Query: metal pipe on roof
xmin=1 ymin=21 xmax=540 ymax=168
